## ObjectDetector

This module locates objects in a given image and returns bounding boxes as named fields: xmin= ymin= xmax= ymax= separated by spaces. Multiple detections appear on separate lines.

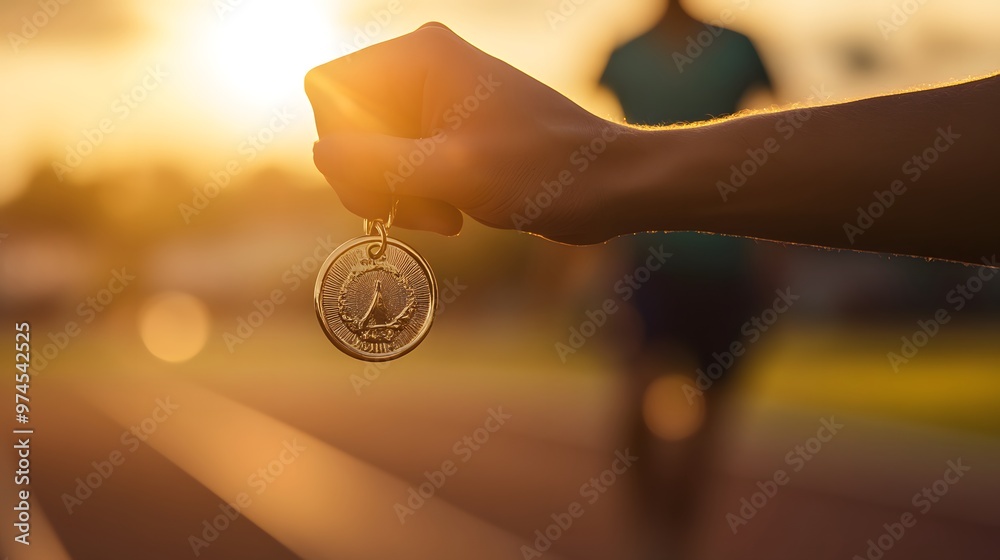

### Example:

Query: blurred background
xmin=1 ymin=0 xmax=999 ymax=558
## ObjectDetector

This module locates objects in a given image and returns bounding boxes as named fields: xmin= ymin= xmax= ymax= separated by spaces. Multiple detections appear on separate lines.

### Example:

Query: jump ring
xmin=363 ymin=200 xmax=398 ymax=235
xmin=367 ymin=219 xmax=388 ymax=259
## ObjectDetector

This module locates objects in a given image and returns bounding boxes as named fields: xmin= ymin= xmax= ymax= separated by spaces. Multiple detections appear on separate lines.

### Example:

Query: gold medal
xmin=314 ymin=207 xmax=437 ymax=361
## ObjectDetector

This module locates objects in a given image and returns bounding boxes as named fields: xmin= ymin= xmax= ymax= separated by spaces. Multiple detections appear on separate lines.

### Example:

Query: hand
xmin=305 ymin=22 xmax=632 ymax=243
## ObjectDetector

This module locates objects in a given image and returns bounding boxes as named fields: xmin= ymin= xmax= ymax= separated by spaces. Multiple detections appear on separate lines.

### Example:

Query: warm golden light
xmin=139 ymin=291 xmax=211 ymax=363
xmin=642 ymin=374 xmax=706 ymax=442
xmin=204 ymin=0 xmax=334 ymax=107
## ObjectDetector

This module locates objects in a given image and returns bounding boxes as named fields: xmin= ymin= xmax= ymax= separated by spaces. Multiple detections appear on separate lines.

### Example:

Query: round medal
xmin=314 ymin=231 xmax=437 ymax=361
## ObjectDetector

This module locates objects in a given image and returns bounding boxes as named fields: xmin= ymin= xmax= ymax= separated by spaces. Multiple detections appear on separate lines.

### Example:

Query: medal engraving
xmin=315 ymin=235 xmax=436 ymax=361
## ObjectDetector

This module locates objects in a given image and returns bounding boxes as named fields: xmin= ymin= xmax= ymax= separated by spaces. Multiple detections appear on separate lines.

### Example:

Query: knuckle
xmin=414 ymin=23 xmax=461 ymax=52
xmin=311 ymin=143 xmax=327 ymax=170
xmin=303 ymin=65 xmax=327 ymax=102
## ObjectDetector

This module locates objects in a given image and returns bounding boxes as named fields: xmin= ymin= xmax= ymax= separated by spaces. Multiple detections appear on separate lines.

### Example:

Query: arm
xmin=307 ymin=24 xmax=998 ymax=267
xmin=611 ymin=76 xmax=998 ymax=266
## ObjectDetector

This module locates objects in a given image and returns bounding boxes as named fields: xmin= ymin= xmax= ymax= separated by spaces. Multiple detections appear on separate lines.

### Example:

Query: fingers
xmin=313 ymin=133 xmax=467 ymax=204
xmin=395 ymin=196 xmax=463 ymax=236
xmin=329 ymin=182 xmax=391 ymax=222
xmin=304 ymin=24 xmax=468 ymax=138
xmin=317 ymin=134 xmax=466 ymax=236
xmin=330 ymin=185 xmax=463 ymax=237
xmin=306 ymin=23 xmax=483 ymax=237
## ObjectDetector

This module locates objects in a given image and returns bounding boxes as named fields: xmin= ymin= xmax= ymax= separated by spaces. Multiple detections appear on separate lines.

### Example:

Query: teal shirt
xmin=601 ymin=27 xmax=771 ymax=125
xmin=601 ymin=26 xmax=771 ymax=271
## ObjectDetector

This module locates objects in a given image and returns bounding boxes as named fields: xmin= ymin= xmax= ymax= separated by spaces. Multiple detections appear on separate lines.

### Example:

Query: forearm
xmin=609 ymin=75 xmax=999 ymax=266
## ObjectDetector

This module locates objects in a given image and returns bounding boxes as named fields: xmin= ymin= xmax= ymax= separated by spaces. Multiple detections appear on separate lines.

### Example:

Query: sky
xmin=1 ymin=0 xmax=998 ymax=205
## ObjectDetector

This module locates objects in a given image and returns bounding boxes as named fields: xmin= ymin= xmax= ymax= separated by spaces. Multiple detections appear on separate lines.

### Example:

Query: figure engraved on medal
xmin=315 ymin=233 xmax=436 ymax=361
xmin=338 ymin=257 xmax=416 ymax=352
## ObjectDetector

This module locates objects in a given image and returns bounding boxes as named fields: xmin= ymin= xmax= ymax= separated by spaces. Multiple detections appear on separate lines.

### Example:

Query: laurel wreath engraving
xmin=337 ymin=258 xmax=416 ymax=345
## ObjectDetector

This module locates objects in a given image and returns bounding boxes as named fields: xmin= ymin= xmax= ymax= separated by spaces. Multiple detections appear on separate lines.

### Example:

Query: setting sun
xmin=203 ymin=0 xmax=334 ymax=108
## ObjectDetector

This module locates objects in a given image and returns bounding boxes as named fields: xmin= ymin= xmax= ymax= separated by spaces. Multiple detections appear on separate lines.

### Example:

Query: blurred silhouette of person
xmin=599 ymin=1 xmax=774 ymax=556
xmin=601 ymin=0 xmax=772 ymax=124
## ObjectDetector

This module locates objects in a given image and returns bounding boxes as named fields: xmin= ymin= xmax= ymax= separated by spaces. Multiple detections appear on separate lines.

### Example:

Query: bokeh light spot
xmin=139 ymin=291 xmax=210 ymax=363
xmin=642 ymin=374 xmax=706 ymax=442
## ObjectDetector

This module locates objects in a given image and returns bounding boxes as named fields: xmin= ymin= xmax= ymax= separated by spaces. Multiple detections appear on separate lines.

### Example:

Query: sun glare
xmin=205 ymin=0 xmax=335 ymax=107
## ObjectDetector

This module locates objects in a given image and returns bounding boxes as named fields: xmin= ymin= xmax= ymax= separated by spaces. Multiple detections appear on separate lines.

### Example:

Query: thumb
xmin=313 ymin=132 xmax=463 ymax=204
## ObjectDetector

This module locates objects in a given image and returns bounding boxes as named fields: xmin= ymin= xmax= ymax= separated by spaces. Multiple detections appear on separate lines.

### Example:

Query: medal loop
xmin=363 ymin=200 xmax=397 ymax=236
xmin=367 ymin=219 xmax=389 ymax=259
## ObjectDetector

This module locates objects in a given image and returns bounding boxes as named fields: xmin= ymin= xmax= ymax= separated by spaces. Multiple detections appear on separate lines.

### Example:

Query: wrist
xmin=600 ymin=124 xmax=712 ymax=239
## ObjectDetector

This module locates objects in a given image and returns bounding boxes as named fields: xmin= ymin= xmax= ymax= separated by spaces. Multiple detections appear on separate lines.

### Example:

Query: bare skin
xmin=306 ymin=23 xmax=999 ymax=267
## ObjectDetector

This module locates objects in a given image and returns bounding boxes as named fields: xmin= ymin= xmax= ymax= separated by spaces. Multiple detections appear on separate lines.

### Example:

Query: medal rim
xmin=314 ymin=234 xmax=437 ymax=362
